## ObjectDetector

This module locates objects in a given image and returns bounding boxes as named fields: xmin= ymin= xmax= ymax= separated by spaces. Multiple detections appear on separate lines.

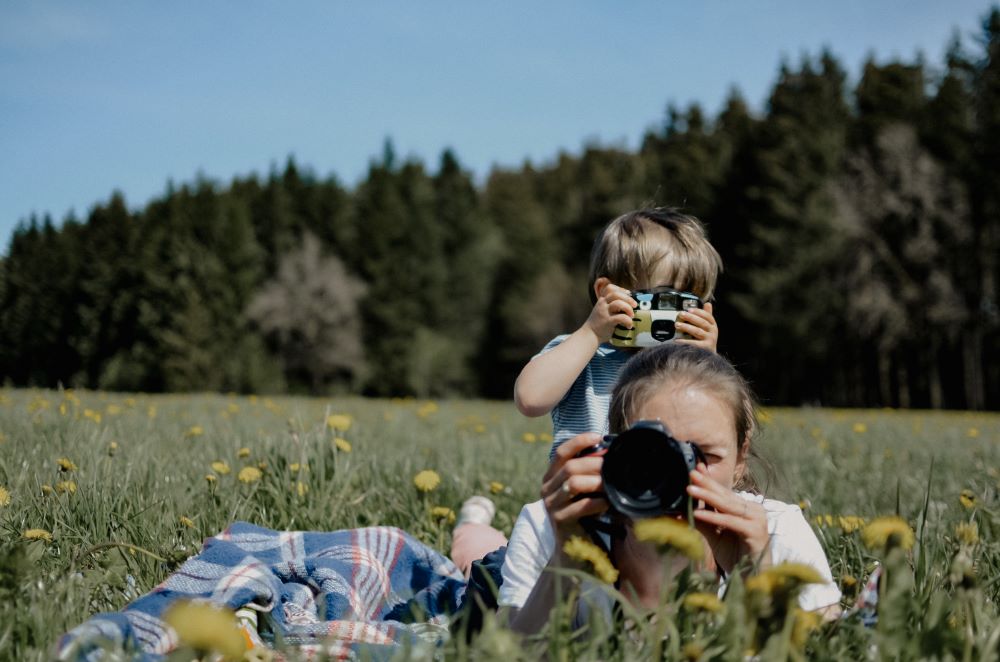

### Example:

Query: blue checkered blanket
xmin=56 ymin=522 xmax=468 ymax=661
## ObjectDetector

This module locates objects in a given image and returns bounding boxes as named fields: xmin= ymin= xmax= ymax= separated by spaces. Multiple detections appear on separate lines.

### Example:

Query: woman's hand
xmin=540 ymin=432 xmax=609 ymax=546
xmin=686 ymin=463 xmax=770 ymax=576
xmin=674 ymin=302 xmax=719 ymax=353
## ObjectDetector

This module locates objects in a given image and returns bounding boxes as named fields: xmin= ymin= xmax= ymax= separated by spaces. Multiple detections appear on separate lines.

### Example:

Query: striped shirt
xmin=539 ymin=335 xmax=632 ymax=459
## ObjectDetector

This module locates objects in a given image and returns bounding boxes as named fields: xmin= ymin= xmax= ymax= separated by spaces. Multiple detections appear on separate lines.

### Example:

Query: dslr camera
xmin=610 ymin=287 xmax=703 ymax=348
xmin=579 ymin=420 xmax=705 ymax=519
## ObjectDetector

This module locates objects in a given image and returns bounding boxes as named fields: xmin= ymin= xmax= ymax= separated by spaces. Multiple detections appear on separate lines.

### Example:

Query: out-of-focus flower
xmin=186 ymin=426 xmax=204 ymax=438
xmin=211 ymin=461 xmax=231 ymax=475
xmin=295 ymin=481 xmax=308 ymax=498
xmin=430 ymin=506 xmax=456 ymax=524
xmin=955 ymin=522 xmax=979 ymax=546
xmin=540 ymin=432 xmax=553 ymax=443
xmin=861 ymin=516 xmax=915 ymax=551
xmin=57 ymin=457 xmax=77 ymax=473
xmin=790 ymin=608 xmax=822 ymax=648
xmin=837 ymin=516 xmax=866 ymax=533
xmin=489 ymin=481 xmax=505 ymax=494
xmin=163 ymin=600 xmax=245 ymax=659
xmin=290 ymin=463 xmax=301 ymax=473
xmin=563 ymin=536 xmax=618 ymax=584
xmin=521 ymin=432 xmax=537 ymax=443
xmin=237 ymin=447 xmax=250 ymax=459
xmin=333 ymin=438 xmax=352 ymax=453
xmin=416 ymin=402 xmax=438 ymax=419
xmin=205 ymin=474 xmax=217 ymax=485
xmin=23 ymin=528 xmax=52 ymax=542
xmin=841 ymin=574 xmax=857 ymax=589
xmin=413 ymin=470 xmax=441 ymax=492
xmin=852 ymin=422 xmax=867 ymax=434
xmin=179 ymin=516 xmax=195 ymax=528
xmin=55 ymin=480 xmax=76 ymax=494
xmin=326 ymin=414 xmax=352 ymax=431
xmin=0 ymin=486 xmax=10 ymax=507
xmin=106 ymin=404 xmax=122 ymax=416
xmin=966 ymin=427 xmax=979 ymax=438
xmin=108 ymin=441 xmax=118 ymax=456
xmin=41 ymin=484 xmax=54 ymax=496
xmin=959 ymin=489 xmax=976 ymax=510
xmin=633 ymin=517 xmax=705 ymax=561
xmin=238 ymin=467 xmax=262 ymax=484
xmin=682 ymin=592 xmax=723 ymax=614
xmin=83 ymin=408 xmax=101 ymax=424
xmin=746 ymin=563 xmax=824 ymax=601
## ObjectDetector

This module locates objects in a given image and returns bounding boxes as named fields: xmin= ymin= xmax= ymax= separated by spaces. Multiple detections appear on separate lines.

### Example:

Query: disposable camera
xmin=610 ymin=287 xmax=703 ymax=348
xmin=578 ymin=420 xmax=706 ymax=519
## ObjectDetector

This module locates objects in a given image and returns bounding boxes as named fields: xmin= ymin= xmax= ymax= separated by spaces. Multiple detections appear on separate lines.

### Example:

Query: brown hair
xmin=587 ymin=208 xmax=722 ymax=304
xmin=608 ymin=343 xmax=767 ymax=493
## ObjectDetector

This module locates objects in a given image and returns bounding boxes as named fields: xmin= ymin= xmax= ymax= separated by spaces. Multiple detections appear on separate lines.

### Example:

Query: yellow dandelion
xmin=473 ymin=424 xmax=486 ymax=433
xmin=521 ymin=432 xmax=537 ymax=443
xmin=746 ymin=563 xmax=824 ymax=600
xmin=326 ymin=414 xmax=353 ymax=431
xmin=682 ymin=642 xmax=705 ymax=661
xmin=205 ymin=474 xmax=217 ymax=484
xmin=837 ymin=516 xmax=866 ymax=534
xmin=955 ymin=522 xmax=979 ymax=546
xmin=540 ymin=432 xmax=553 ymax=443
xmin=430 ymin=506 xmax=456 ymax=524
xmin=256 ymin=461 xmax=267 ymax=471
xmin=108 ymin=441 xmax=118 ymax=456
xmin=179 ymin=516 xmax=195 ymax=528
xmin=57 ymin=457 xmax=77 ymax=473
xmin=186 ymin=425 xmax=204 ymax=438
xmin=861 ymin=516 xmax=915 ymax=551
xmin=966 ymin=427 xmax=979 ymax=438
xmin=413 ymin=470 xmax=441 ymax=492
xmin=59 ymin=402 xmax=67 ymax=416
xmin=106 ymin=404 xmax=122 ymax=416
xmin=83 ymin=408 xmax=101 ymax=424
xmin=790 ymin=608 xmax=822 ymax=648
xmin=633 ymin=517 xmax=706 ymax=561
xmin=841 ymin=574 xmax=857 ymax=589
xmin=416 ymin=402 xmax=439 ymax=418
xmin=226 ymin=403 xmax=239 ymax=414
xmin=296 ymin=481 xmax=308 ymax=497
xmin=959 ymin=489 xmax=976 ymax=510
xmin=563 ymin=535 xmax=618 ymax=584
xmin=237 ymin=447 xmax=250 ymax=458
xmin=237 ymin=467 xmax=262 ymax=484
xmin=147 ymin=405 xmax=157 ymax=419
xmin=211 ymin=461 xmax=231 ymax=475
xmin=852 ymin=422 xmax=867 ymax=434
xmin=682 ymin=592 xmax=724 ymax=614
xmin=41 ymin=484 xmax=54 ymax=496
xmin=489 ymin=481 xmax=505 ymax=495
xmin=0 ymin=486 xmax=10 ymax=507
xmin=333 ymin=437 xmax=352 ymax=452
xmin=23 ymin=528 xmax=53 ymax=542
xmin=798 ymin=499 xmax=810 ymax=510
xmin=163 ymin=600 xmax=245 ymax=659
xmin=289 ymin=463 xmax=301 ymax=473
xmin=55 ymin=480 xmax=77 ymax=494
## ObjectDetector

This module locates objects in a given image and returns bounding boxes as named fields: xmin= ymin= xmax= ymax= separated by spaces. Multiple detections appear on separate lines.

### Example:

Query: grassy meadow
xmin=0 ymin=389 xmax=998 ymax=660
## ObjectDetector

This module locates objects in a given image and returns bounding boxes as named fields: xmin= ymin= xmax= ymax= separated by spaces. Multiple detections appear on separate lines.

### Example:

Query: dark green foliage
xmin=2 ymin=8 xmax=1000 ymax=407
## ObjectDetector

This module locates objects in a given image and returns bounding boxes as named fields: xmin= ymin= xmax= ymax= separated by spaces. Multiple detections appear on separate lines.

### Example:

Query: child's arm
xmin=514 ymin=282 xmax=636 ymax=417
xmin=674 ymin=302 xmax=719 ymax=353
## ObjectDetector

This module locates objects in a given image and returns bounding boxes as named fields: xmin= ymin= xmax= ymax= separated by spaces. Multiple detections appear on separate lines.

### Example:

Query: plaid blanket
xmin=56 ymin=522 xmax=468 ymax=661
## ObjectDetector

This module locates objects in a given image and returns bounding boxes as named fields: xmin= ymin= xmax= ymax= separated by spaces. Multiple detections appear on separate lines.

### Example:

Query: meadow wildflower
xmin=106 ymin=404 xmax=122 ymax=416
xmin=23 ymin=528 xmax=53 ymax=542
xmin=474 ymin=424 xmax=486 ymax=433
xmin=237 ymin=447 xmax=250 ymax=458
xmin=256 ymin=461 xmax=267 ymax=471
xmin=563 ymin=535 xmax=619 ymax=584
xmin=633 ymin=517 xmax=705 ymax=561
xmin=326 ymin=414 xmax=352 ymax=431
xmin=205 ymin=474 xmax=217 ymax=484
xmin=83 ymin=408 xmax=101 ymax=423
xmin=837 ymin=516 xmax=866 ymax=533
xmin=413 ymin=470 xmax=441 ymax=492
xmin=333 ymin=438 xmax=352 ymax=452
xmin=211 ymin=461 xmax=231 ymax=475
xmin=108 ymin=441 xmax=118 ymax=456
xmin=431 ymin=506 xmax=456 ymax=524
xmin=959 ymin=489 xmax=976 ymax=510
xmin=682 ymin=642 xmax=705 ymax=661
xmin=746 ymin=563 xmax=824 ymax=600
xmin=296 ymin=481 xmax=308 ymax=497
xmin=861 ymin=516 xmax=915 ymax=551
xmin=186 ymin=426 xmax=204 ymax=438
xmin=41 ymin=484 xmax=54 ymax=496
xmin=417 ymin=402 xmax=439 ymax=419
xmin=489 ymin=481 xmax=505 ymax=494
xmin=790 ymin=608 xmax=822 ymax=648
xmin=290 ymin=463 xmax=301 ymax=472
xmin=955 ymin=522 xmax=979 ymax=546
xmin=758 ymin=409 xmax=773 ymax=424
xmin=521 ymin=432 xmax=537 ymax=443
xmin=147 ymin=405 xmax=157 ymax=419
xmin=179 ymin=516 xmax=195 ymax=528
xmin=57 ymin=457 xmax=77 ymax=473
xmin=841 ymin=574 xmax=857 ymax=589
xmin=163 ymin=600 xmax=245 ymax=659
xmin=682 ymin=591 xmax=724 ymax=614
xmin=238 ymin=467 xmax=262 ymax=484
xmin=0 ymin=485 xmax=10 ymax=507
xmin=966 ymin=427 xmax=979 ymax=438
xmin=852 ymin=422 xmax=867 ymax=434
xmin=55 ymin=480 xmax=77 ymax=494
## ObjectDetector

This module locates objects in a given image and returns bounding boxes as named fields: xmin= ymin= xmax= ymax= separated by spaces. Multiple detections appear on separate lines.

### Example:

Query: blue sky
xmin=0 ymin=1 xmax=994 ymax=249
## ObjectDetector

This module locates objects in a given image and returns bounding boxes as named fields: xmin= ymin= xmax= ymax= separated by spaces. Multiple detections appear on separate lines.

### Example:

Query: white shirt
xmin=498 ymin=494 xmax=842 ymax=612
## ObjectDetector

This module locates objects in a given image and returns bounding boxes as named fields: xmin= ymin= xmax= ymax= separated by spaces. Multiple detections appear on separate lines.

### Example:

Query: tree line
xmin=2 ymin=9 xmax=998 ymax=409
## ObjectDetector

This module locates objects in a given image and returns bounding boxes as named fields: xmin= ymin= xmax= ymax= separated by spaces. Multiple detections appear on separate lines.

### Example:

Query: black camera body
xmin=580 ymin=420 xmax=705 ymax=519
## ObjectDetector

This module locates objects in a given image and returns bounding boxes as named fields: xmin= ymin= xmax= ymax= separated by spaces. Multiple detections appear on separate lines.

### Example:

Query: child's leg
xmin=451 ymin=496 xmax=507 ymax=578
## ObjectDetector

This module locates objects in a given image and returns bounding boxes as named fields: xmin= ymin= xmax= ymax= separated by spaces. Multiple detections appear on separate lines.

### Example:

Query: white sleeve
xmin=769 ymin=506 xmax=842 ymax=611
xmin=498 ymin=501 xmax=555 ymax=608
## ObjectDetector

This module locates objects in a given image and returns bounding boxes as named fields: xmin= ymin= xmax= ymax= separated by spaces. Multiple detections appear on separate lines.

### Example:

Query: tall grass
xmin=0 ymin=389 xmax=997 ymax=660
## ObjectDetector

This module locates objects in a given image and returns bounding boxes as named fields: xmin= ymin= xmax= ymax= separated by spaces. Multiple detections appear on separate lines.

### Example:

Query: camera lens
xmin=650 ymin=319 xmax=675 ymax=342
xmin=602 ymin=426 xmax=690 ymax=518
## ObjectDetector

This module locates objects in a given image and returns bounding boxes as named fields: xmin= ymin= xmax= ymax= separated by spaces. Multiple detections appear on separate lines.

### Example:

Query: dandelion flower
xmin=295 ymin=481 xmax=308 ymax=498
xmin=562 ymin=535 xmax=619 ymax=584
xmin=682 ymin=642 xmax=705 ymax=661
xmin=682 ymin=592 xmax=723 ymax=614
xmin=955 ymin=522 xmax=979 ymax=546
xmin=41 ymin=484 xmax=54 ymax=496
xmin=211 ymin=461 xmax=231 ymax=475
xmin=521 ymin=432 xmax=537 ymax=443
xmin=57 ymin=457 xmax=77 ymax=473
xmin=163 ymin=600 xmax=245 ymax=659
xmin=966 ymin=427 xmax=979 ymax=438
xmin=289 ymin=463 xmax=301 ymax=473
xmin=540 ymin=432 xmax=553 ymax=443
xmin=431 ymin=506 xmax=456 ymax=524
xmin=413 ymin=470 xmax=441 ymax=493
xmin=106 ymin=404 xmax=122 ymax=416
xmin=186 ymin=426 xmax=204 ymax=438
xmin=852 ymin=422 xmax=867 ymax=434
xmin=256 ymin=461 xmax=267 ymax=471
xmin=108 ymin=441 xmax=118 ymax=456
xmin=0 ymin=486 xmax=10 ymax=507
xmin=837 ymin=516 xmax=866 ymax=534
xmin=633 ymin=517 xmax=705 ymax=561
xmin=238 ymin=467 xmax=262 ymax=484
xmin=416 ymin=402 xmax=438 ymax=419
xmin=55 ymin=480 xmax=77 ymax=494
xmin=841 ymin=574 xmax=857 ymax=589
xmin=205 ymin=474 xmax=217 ymax=484
xmin=179 ymin=516 xmax=195 ymax=528
xmin=333 ymin=438 xmax=352 ymax=453
xmin=473 ymin=424 xmax=486 ymax=433
xmin=746 ymin=563 xmax=824 ymax=600
xmin=861 ymin=516 xmax=915 ymax=551
xmin=326 ymin=414 xmax=352 ymax=431
xmin=489 ymin=481 xmax=505 ymax=494
xmin=790 ymin=608 xmax=822 ymax=648
xmin=237 ymin=447 xmax=250 ymax=459
xmin=83 ymin=408 xmax=102 ymax=424
xmin=959 ymin=489 xmax=976 ymax=510
xmin=23 ymin=528 xmax=52 ymax=542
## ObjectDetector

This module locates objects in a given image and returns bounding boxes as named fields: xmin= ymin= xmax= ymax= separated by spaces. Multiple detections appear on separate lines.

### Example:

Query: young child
xmin=514 ymin=208 xmax=723 ymax=459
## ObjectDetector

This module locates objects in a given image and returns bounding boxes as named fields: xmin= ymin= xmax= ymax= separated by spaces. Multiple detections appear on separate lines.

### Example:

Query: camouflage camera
xmin=610 ymin=287 xmax=703 ymax=348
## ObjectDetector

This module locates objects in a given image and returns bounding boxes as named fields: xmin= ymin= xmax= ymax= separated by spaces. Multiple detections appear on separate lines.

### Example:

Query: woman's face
xmin=631 ymin=382 xmax=744 ymax=490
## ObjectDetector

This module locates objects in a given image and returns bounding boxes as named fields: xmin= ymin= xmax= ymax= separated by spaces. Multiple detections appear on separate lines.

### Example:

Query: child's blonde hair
xmin=588 ymin=208 xmax=722 ymax=304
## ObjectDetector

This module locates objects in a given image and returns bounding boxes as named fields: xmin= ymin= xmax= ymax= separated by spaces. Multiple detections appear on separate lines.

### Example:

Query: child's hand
xmin=674 ymin=302 xmax=718 ymax=353
xmin=584 ymin=282 xmax=637 ymax=343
